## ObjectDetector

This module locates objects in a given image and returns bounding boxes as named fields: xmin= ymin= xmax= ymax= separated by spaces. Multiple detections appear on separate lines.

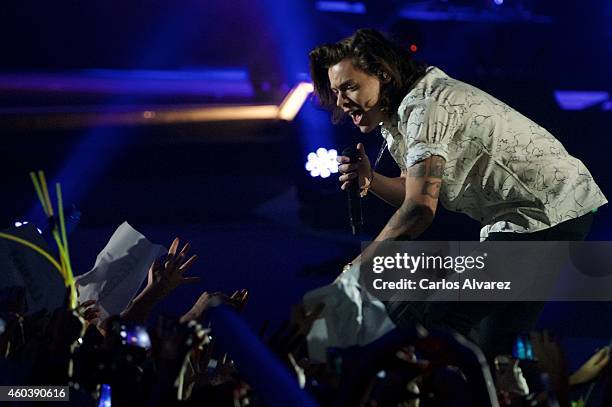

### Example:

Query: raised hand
xmin=76 ymin=299 xmax=101 ymax=325
xmin=121 ymin=238 xmax=200 ymax=323
xmin=179 ymin=289 xmax=248 ymax=323
xmin=530 ymin=330 xmax=571 ymax=406
xmin=145 ymin=237 xmax=200 ymax=300
xmin=570 ymin=346 xmax=610 ymax=386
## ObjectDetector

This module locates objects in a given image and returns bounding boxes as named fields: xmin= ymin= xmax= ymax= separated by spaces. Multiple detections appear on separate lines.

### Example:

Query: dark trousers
xmin=385 ymin=212 xmax=595 ymax=359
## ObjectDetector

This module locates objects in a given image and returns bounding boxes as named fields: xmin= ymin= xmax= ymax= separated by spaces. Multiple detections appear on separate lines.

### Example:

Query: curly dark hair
xmin=309 ymin=28 xmax=428 ymax=123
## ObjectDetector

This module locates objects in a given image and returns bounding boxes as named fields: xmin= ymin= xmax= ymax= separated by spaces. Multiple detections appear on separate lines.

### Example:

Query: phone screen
xmin=512 ymin=334 xmax=535 ymax=360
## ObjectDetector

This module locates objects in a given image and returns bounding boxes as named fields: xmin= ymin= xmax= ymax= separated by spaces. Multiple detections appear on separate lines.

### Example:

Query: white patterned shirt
xmin=380 ymin=66 xmax=607 ymax=240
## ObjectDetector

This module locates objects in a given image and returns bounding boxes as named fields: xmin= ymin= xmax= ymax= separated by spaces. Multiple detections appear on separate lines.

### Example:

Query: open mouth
xmin=348 ymin=109 xmax=364 ymax=125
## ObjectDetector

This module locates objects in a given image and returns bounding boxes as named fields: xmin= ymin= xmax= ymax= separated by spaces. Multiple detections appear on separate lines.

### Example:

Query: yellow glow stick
xmin=53 ymin=183 xmax=76 ymax=307
xmin=56 ymin=183 xmax=69 ymax=259
xmin=0 ymin=232 xmax=63 ymax=274
xmin=28 ymin=171 xmax=77 ymax=308
xmin=51 ymin=230 xmax=68 ymax=278
xmin=38 ymin=171 xmax=54 ymax=217
xmin=30 ymin=172 xmax=50 ymax=216
xmin=52 ymin=228 xmax=76 ymax=307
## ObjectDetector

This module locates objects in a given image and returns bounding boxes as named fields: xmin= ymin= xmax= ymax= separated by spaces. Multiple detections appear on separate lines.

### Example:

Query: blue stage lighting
xmin=316 ymin=1 xmax=366 ymax=14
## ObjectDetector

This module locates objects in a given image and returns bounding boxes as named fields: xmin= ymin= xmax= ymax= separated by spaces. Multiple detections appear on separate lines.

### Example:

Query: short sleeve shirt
xmin=380 ymin=66 xmax=608 ymax=240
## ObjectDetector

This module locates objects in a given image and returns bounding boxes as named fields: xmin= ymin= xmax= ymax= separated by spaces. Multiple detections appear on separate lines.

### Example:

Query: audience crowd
xmin=0 ymin=237 xmax=610 ymax=406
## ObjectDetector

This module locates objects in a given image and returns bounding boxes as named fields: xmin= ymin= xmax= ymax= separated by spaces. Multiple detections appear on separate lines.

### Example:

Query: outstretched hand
xmin=570 ymin=346 xmax=610 ymax=386
xmin=180 ymin=289 xmax=248 ymax=323
xmin=145 ymin=237 xmax=200 ymax=300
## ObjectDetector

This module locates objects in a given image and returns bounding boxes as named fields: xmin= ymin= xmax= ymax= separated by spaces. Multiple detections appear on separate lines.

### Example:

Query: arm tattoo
xmin=429 ymin=156 xmax=445 ymax=178
xmin=386 ymin=199 xmax=426 ymax=239
xmin=408 ymin=156 xmax=445 ymax=178
xmin=407 ymin=162 xmax=426 ymax=177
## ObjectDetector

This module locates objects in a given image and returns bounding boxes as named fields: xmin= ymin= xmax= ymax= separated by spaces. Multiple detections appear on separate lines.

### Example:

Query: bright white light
xmin=278 ymin=82 xmax=314 ymax=121
xmin=305 ymin=148 xmax=339 ymax=178
xmin=14 ymin=221 xmax=28 ymax=227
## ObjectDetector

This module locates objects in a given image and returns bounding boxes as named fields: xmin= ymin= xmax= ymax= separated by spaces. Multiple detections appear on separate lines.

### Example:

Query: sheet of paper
xmin=76 ymin=222 xmax=166 ymax=320
xmin=303 ymin=260 xmax=395 ymax=363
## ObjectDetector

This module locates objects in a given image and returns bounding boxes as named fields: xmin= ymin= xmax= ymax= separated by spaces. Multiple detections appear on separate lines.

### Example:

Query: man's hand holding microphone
xmin=337 ymin=142 xmax=372 ymax=191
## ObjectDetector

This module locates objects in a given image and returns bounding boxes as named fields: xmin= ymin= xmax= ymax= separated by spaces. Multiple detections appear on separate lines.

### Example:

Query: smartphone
xmin=121 ymin=325 xmax=151 ymax=349
xmin=512 ymin=334 xmax=535 ymax=361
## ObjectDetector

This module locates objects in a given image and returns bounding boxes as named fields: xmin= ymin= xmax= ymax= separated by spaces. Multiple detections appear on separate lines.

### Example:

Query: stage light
xmin=494 ymin=0 xmax=503 ymax=5
xmin=10 ymin=82 xmax=314 ymax=131
xmin=278 ymin=82 xmax=315 ymax=121
xmin=410 ymin=44 xmax=418 ymax=52
xmin=554 ymin=90 xmax=610 ymax=110
xmin=315 ymin=1 xmax=366 ymax=14
xmin=305 ymin=148 xmax=339 ymax=178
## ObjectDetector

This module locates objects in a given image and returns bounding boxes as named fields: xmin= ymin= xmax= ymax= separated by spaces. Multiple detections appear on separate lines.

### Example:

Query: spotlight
xmin=493 ymin=0 xmax=503 ymax=5
xmin=305 ymin=148 xmax=339 ymax=178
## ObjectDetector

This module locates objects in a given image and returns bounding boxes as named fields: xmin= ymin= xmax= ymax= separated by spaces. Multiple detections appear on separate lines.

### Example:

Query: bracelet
xmin=360 ymin=171 xmax=374 ymax=198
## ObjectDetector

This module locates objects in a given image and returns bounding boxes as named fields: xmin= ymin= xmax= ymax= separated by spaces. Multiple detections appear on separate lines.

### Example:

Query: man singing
xmin=308 ymin=28 xmax=607 ymax=356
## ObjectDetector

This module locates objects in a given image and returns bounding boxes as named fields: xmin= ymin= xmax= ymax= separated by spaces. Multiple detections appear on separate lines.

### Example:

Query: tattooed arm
xmin=351 ymin=156 xmax=445 ymax=266
xmin=375 ymin=155 xmax=445 ymax=241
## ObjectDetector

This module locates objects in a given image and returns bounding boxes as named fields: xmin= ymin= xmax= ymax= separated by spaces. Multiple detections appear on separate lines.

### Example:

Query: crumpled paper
xmin=75 ymin=222 xmax=166 ymax=320
xmin=303 ymin=260 xmax=396 ymax=363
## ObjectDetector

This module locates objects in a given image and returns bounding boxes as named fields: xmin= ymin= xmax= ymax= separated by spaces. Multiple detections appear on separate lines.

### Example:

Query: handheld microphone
xmin=342 ymin=146 xmax=363 ymax=235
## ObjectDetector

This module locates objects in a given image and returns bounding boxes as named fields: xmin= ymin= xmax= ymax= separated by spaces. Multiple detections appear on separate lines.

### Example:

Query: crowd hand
xmin=270 ymin=303 xmax=325 ymax=355
xmin=493 ymin=355 xmax=529 ymax=404
xmin=153 ymin=316 xmax=208 ymax=378
xmin=76 ymin=300 xmax=101 ymax=326
xmin=569 ymin=346 xmax=610 ymax=386
xmin=209 ymin=353 xmax=237 ymax=386
xmin=48 ymin=288 xmax=86 ymax=349
xmin=179 ymin=289 xmax=248 ymax=324
xmin=396 ymin=346 xmax=430 ymax=372
xmin=121 ymin=238 xmax=198 ymax=324
xmin=148 ymin=316 xmax=207 ymax=404
xmin=144 ymin=237 xmax=200 ymax=300
xmin=290 ymin=303 xmax=325 ymax=338
xmin=337 ymin=142 xmax=371 ymax=191
xmin=530 ymin=330 xmax=571 ymax=406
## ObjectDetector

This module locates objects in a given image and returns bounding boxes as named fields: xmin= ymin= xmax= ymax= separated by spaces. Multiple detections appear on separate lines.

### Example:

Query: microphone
xmin=342 ymin=146 xmax=363 ymax=235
